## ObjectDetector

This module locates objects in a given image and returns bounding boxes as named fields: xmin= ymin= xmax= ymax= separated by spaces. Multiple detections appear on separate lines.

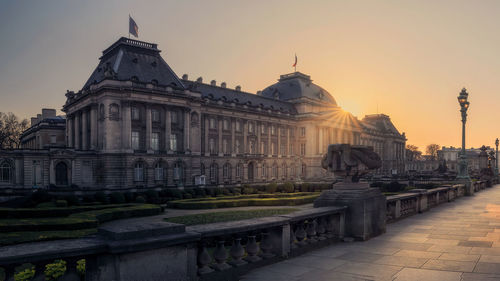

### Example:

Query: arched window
xmin=134 ymin=162 xmax=144 ymax=182
xmin=174 ymin=162 xmax=184 ymax=182
xmin=262 ymin=163 xmax=267 ymax=178
xmin=223 ymin=163 xmax=231 ymax=180
xmin=223 ymin=139 xmax=228 ymax=154
xmin=249 ymin=140 xmax=255 ymax=154
xmin=200 ymin=163 xmax=205 ymax=175
xmin=0 ymin=162 xmax=12 ymax=183
xmin=209 ymin=138 xmax=216 ymax=154
xmin=272 ymin=164 xmax=278 ymax=178
xmin=154 ymin=162 xmax=165 ymax=182
xmin=301 ymin=163 xmax=307 ymax=178
xmin=109 ymin=103 xmax=120 ymax=120
xmin=210 ymin=163 xmax=218 ymax=184
xmin=55 ymin=162 xmax=68 ymax=186
xmin=236 ymin=163 xmax=242 ymax=178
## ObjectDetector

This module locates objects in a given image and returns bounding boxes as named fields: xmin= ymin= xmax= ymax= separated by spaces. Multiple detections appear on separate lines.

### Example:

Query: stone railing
xmin=0 ymin=206 xmax=346 ymax=281
xmin=386 ymin=180 xmax=491 ymax=223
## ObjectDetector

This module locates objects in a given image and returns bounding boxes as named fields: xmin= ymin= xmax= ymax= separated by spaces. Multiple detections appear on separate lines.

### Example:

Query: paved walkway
xmin=241 ymin=185 xmax=500 ymax=281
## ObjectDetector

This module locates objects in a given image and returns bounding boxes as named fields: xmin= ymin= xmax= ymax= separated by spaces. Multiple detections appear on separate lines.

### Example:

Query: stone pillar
xmin=231 ymin=119 xmax=235 ymax=156
xmin=74 ymin=112 xmax=80 ymax=150
xmin=90 ymin=105 xmax=98 ymax=150
xmin=122 ymin=103 xmax=131 ymax=150
xmin=243 ymin=120 xmax=247 ymax=154
xmin=184 ymin=109 xmax=190 ymax=152
xmin=218 ymin=118 xmax=223 ymax=156
xmin=257 ymin=123 xmax=262 ymax=155
xmin=268 ymin=123 xmax=272 ymax=157
xmin=204 ymin=116 xmax=209 ymax=156
xmin=287 ymin=126 xmax=290 ymax=157
xmin=81 ymin=109 xmax=88 ymax=150
xmin=318 ymin=127 xmax=323 ymax=154
xmin=146 ymin=106 xmax=152 ymax=152
xmin=67 ymin=116 xmax=73 ymax=148
xmin=277 ymin=125 xmax=281 ymax=157
xmin=165 ymin=108 xmax=171 ymax=152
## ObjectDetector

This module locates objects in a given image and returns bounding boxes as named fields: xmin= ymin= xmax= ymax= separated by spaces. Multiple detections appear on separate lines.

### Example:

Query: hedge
xmin=168 ymin=194 xmax=320 ymax=209
xmin=169 ymin=192 xmax=318 ymax=203
xmin=0 ymin=204 xmax=133 ymax=219
xmin=0 ymin=204 xmax=161 ymax=232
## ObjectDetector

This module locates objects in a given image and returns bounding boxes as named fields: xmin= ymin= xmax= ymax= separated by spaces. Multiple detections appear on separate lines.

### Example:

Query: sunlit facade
xmin=0 ymin=37 xmax=406 ymax=190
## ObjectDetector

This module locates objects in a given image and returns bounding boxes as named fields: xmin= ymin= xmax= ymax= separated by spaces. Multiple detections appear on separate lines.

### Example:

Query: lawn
xmin=164 ymin=208 xmax=299 ymax=226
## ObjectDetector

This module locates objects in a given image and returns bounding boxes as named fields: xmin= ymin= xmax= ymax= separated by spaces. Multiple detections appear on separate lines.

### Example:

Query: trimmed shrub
xmin=214 ymin=188 xmax=223 ymax=196
xmin=145 ymin=190 xmax=159 ymax=199
xmin=387 ymin=181 xmax=405 ymax=192
xmin=300 ymin=183 xmax=310 ymax=192
xmin=14 ymin=265 xmax=35 ymax=281
xmin=242 ymin=187 xmax=254 ymax=194
xmin=63 ymin=195 xmax=79 ymax=206
xmin=94 ymin=192 xmax=107 ymax=204
xmin=194 ymin=188 xmax=206 ymax=197
xmin=37 ymin=202 xmax=56 ymax=208
xmin=110 ymin=193 xmax=126 ymax=204
xmin=124 ymin=192 xmax=135 ymax=203
xmin=168 ymin=194 xmax=319 ymax=209
xmin=231 ymin=188 xmax=241 ymax=194
xmin=55 ymin=200 xmax=68 ymax=207
xmin=44 ymin=260 xmax=66 ymax=281
xmin=282 ymin=182 xmax=295 ymax=193
xmin=183 ymin=193 xmax=193 ymax=199
xmin=135 ymin=196 xmax=146 ymax=203
xmin=265 ymin=183 xmax=278 ymax=193
xmin=222 ymin=188 xmax=231 ymax=195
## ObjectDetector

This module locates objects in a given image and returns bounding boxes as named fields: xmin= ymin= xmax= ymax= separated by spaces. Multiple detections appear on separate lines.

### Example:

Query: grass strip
xmin=168 ymin=194 xmax=319 ymax=209
xmin=0 ymin=228 xmax=98 ymax=246
xmin=164 ymin=208 xmax=299 ymax=226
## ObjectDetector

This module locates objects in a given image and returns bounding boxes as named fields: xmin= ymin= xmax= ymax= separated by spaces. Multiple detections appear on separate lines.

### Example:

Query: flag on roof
xmin=292 ymin=54 xmax=297 ymax=68
xmin=129 ymin=15 xmax=139 ymax=38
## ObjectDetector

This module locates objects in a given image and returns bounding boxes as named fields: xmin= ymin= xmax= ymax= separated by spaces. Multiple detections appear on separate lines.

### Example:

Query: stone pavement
xmin=241 ymin=185 xmax=500 ymax=281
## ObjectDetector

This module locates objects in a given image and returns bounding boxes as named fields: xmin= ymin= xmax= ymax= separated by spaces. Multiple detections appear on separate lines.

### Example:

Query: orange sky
xmin=1 ymin=0 xmax=499 ymax=152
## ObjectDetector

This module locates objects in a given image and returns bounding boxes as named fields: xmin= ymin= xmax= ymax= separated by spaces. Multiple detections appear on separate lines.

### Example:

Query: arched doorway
xmin=55 ymin=162 xmax=68 ymax=186
xmin=248 ymin=162 xmax=254 ymax=182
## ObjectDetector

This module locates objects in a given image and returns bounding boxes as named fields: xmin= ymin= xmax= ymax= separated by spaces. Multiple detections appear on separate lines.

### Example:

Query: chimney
xmin=235 ymin=85 xmax=241 ymax=91
xmin=182 ymin=74 xmax=188 ymax=80
xmin=196 ymin=77 xmax=203 ymax=83
xmin=221 ymin=82 xmax=227 ymax=88
xmin=41 ymin=109 xmax=56 ymax=120
xmin=210 ymin=80 xmax=216 ymax=86
xmin=256 ymin=90 xmax=262 ymax=95
xmin=31 ymin=117 xmax=38 ymax=127
xmin=37 ymin=114 xmax=42 ymax=121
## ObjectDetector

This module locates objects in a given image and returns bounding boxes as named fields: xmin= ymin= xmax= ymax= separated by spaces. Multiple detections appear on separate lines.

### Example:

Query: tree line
xmin=406 ymin=143 xmax=440 ymax=161
xmin=0 ymin=112 xmax=29 ymax=149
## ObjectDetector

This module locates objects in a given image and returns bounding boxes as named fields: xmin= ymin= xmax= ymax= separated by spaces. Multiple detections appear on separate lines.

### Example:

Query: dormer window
xmin=151 ymin=79 xmax=158 ymax=86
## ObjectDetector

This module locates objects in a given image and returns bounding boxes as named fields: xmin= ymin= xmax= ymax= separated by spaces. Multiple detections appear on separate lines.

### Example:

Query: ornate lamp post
xmin=457 ymin=88 xmax=470 ymax=180
xmin=495 ymin=138 xmax=499 ymax=177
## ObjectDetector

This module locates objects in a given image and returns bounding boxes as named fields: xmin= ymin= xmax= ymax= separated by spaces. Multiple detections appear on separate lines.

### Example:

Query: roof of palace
xmin=260 ymin=72 xmax=337 ymax=105
xmin=361 ymin=114 xmax=403 ymax=136
xmin=82 ymin=37 xmax=185 ymax=90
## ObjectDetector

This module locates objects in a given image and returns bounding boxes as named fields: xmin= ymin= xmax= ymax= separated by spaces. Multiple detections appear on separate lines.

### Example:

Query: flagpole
xmin=128 ymin=14 xmax=130 ymax=39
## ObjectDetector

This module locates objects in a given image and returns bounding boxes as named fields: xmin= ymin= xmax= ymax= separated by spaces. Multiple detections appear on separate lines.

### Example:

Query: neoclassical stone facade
xmin=0 ymin=37 xmax=406 ymax=190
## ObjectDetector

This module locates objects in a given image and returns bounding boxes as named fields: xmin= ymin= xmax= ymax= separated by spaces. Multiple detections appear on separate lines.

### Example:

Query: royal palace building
xmin=0 ymin=37 xmax=406 ymax=190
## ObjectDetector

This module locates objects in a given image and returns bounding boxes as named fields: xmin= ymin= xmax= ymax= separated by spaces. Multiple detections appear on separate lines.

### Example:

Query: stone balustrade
xmin=386 ymin=180 xmax=492 ymax=223
xmin=0 ymin=206 xmax=346 ymax=281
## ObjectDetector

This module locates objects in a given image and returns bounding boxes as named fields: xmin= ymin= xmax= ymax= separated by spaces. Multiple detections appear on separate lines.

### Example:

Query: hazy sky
xmin=1 ymin=0 xmax=499 ymax=151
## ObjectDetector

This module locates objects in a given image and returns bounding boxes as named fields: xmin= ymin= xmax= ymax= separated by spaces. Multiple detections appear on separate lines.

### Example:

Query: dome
xmin=260 ymin=72 xmax=337 ymax=105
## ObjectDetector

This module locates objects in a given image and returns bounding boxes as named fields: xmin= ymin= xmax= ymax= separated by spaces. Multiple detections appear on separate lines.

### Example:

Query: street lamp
xmin=457 ymin=88 xmax=470 ymax=180
xmin=495 ymin=138 xmax=499 ymax=176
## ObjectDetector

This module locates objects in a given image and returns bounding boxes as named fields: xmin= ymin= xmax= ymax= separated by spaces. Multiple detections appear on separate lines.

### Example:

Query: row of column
xmin=317 ymin=127 xmax=359 ymax=154
xmin=67 ymin=105 xmax=98 ymax=150
xmin=204 ymin=116 xmax=292 ymax=157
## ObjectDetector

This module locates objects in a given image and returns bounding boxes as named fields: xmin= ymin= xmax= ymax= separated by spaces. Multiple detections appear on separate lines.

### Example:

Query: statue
xmin=321 ymin=144 xmax=382 ymax=183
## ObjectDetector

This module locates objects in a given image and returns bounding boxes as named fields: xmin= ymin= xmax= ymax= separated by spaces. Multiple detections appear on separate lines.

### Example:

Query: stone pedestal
xmin=458 ymin=178 xmax=474 ymax=196
xmin=314 ymin=182 xmax=386 ymax=241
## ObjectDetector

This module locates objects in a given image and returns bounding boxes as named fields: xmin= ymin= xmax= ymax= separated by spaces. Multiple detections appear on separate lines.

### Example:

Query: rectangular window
xmin=261 ymin=141 xmax=266 ymax=154
xmin=289 ymin=144 xmax=294 ymax=155
xmin=281 ymin=144 xmax=286 ymax=155
xmin=235 ymin=121 xmax=241 ymax=132
xmin=171 ymin=111 xmax=178 ymax=124
xmin=155 ymin=164 xmax=164 ymax=181
xmin=290 ymin=128 xmax=294 ymax=137
xmin=170 ymin=134 xmax=177 ymax=151
xmin=209 ymin=118 xmax=216 ymax=129
xmin=223 ymin=119 xmax=229 ymax=130
xmin=271 ymin=125 xmax=276 ymax=135
xmin=209 ymin=138 xmax=216 ymax=154
xmin=300 ymin=143 xmax=306 ymax=156
xmin=261 ymin=124 xmax=266 ymax=134
xmin=248 ymin=122 xmax=254 ymax=133
xmin=50 ymin=135 xmax=57 ymax=144
xmin=132 ymin=131 xmax=140 ymax=150
xmin=151 ymin=132 xmax=159 ymax=151
xmin=272 ymin=142 xmax=276 ymax=155
xmin=132 ymin=107 xmax=140 ymax=120
xmin=235 ymin=140 xmax=240 ymax=154
xmin=82 ymin=161 xmax=92 ymax=185
xmin=152 ymin=109 xmax=160 ymax=122
xmin=32 ymin=160 xmax=42 ymax=186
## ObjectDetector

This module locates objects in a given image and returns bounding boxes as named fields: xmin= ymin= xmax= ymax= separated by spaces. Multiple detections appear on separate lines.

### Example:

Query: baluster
xmin=290 ymin=224 xmax=298 ymax=249
xmin=229 ymin=237 xmax=247 ymax=267
xmin=324 ymin=216 xmax=335 ymax=239
xmin=244 ymin=235 xmax=262 ymax=263
xmin=306 ymin=220 xmax=318 ymax=243
xmin=211 ymin=240 xmax=230 ymax=271
xmin=197 ymin=241 xmax=214 ymax=275
xmin=316 ymin=217 xmax=327 ymax=240
xmin=295 ymin=222 xmax=307 ymax=246
xmin=259 ymin=232 xmax=275 ymax=259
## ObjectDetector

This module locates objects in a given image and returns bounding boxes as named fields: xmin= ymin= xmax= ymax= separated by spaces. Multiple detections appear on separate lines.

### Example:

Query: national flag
xmin=292 ymin=54 xmax=297 ymax=68
xmin=129 ymin=16 xmax=139 ymax=38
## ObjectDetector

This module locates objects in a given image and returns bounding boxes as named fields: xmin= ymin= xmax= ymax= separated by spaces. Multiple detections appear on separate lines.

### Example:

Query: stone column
xmin=81 ymin=109 xmax=88 ymax=150
xmin=243 ymin=120 xmax=247 ymax=154
xmin=268 ymin=123 xmax=272 ymax=157
xmin=231 ymin=119 xmax=235 ymax=156
xmin=204 ymin=116 xmax=209 ymax=156
xmin=146 ymin=106 xmax=152 ymax=152
xmin=218 ymin=118 xmax=223 ymax=156
xmin=277 ymin=125 xmax=281 ymax=157
xmin=165 ymin=108 xmax=171 ymax=152
xmin=90 ymin=105 xmax=98 ymax=150
xmin=257 ymin=123 xmax=261 ymax=155
xmin=287 ymin=126 xmax=290 ymax=157
xmin=318 ymin=127 xmax=323 ymax=155
xmin=122 ymin=103 xmax=131 ymax=150
xmin=184 ymin=109 xmax=190 ymax=152
xmin=74 ymin=111 xmax=80 ymax=150
xmin=67 ymin=115 xmax=73 ymax=148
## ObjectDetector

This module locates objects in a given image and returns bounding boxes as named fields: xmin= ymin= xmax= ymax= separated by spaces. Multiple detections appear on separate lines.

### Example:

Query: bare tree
xmin=426 ymin=144 xmax=440 ymax=160
xmin=406 ymin=144 xmax=422 ymax=161
xmin=0 ymin=112 xmax=29 ymax=149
